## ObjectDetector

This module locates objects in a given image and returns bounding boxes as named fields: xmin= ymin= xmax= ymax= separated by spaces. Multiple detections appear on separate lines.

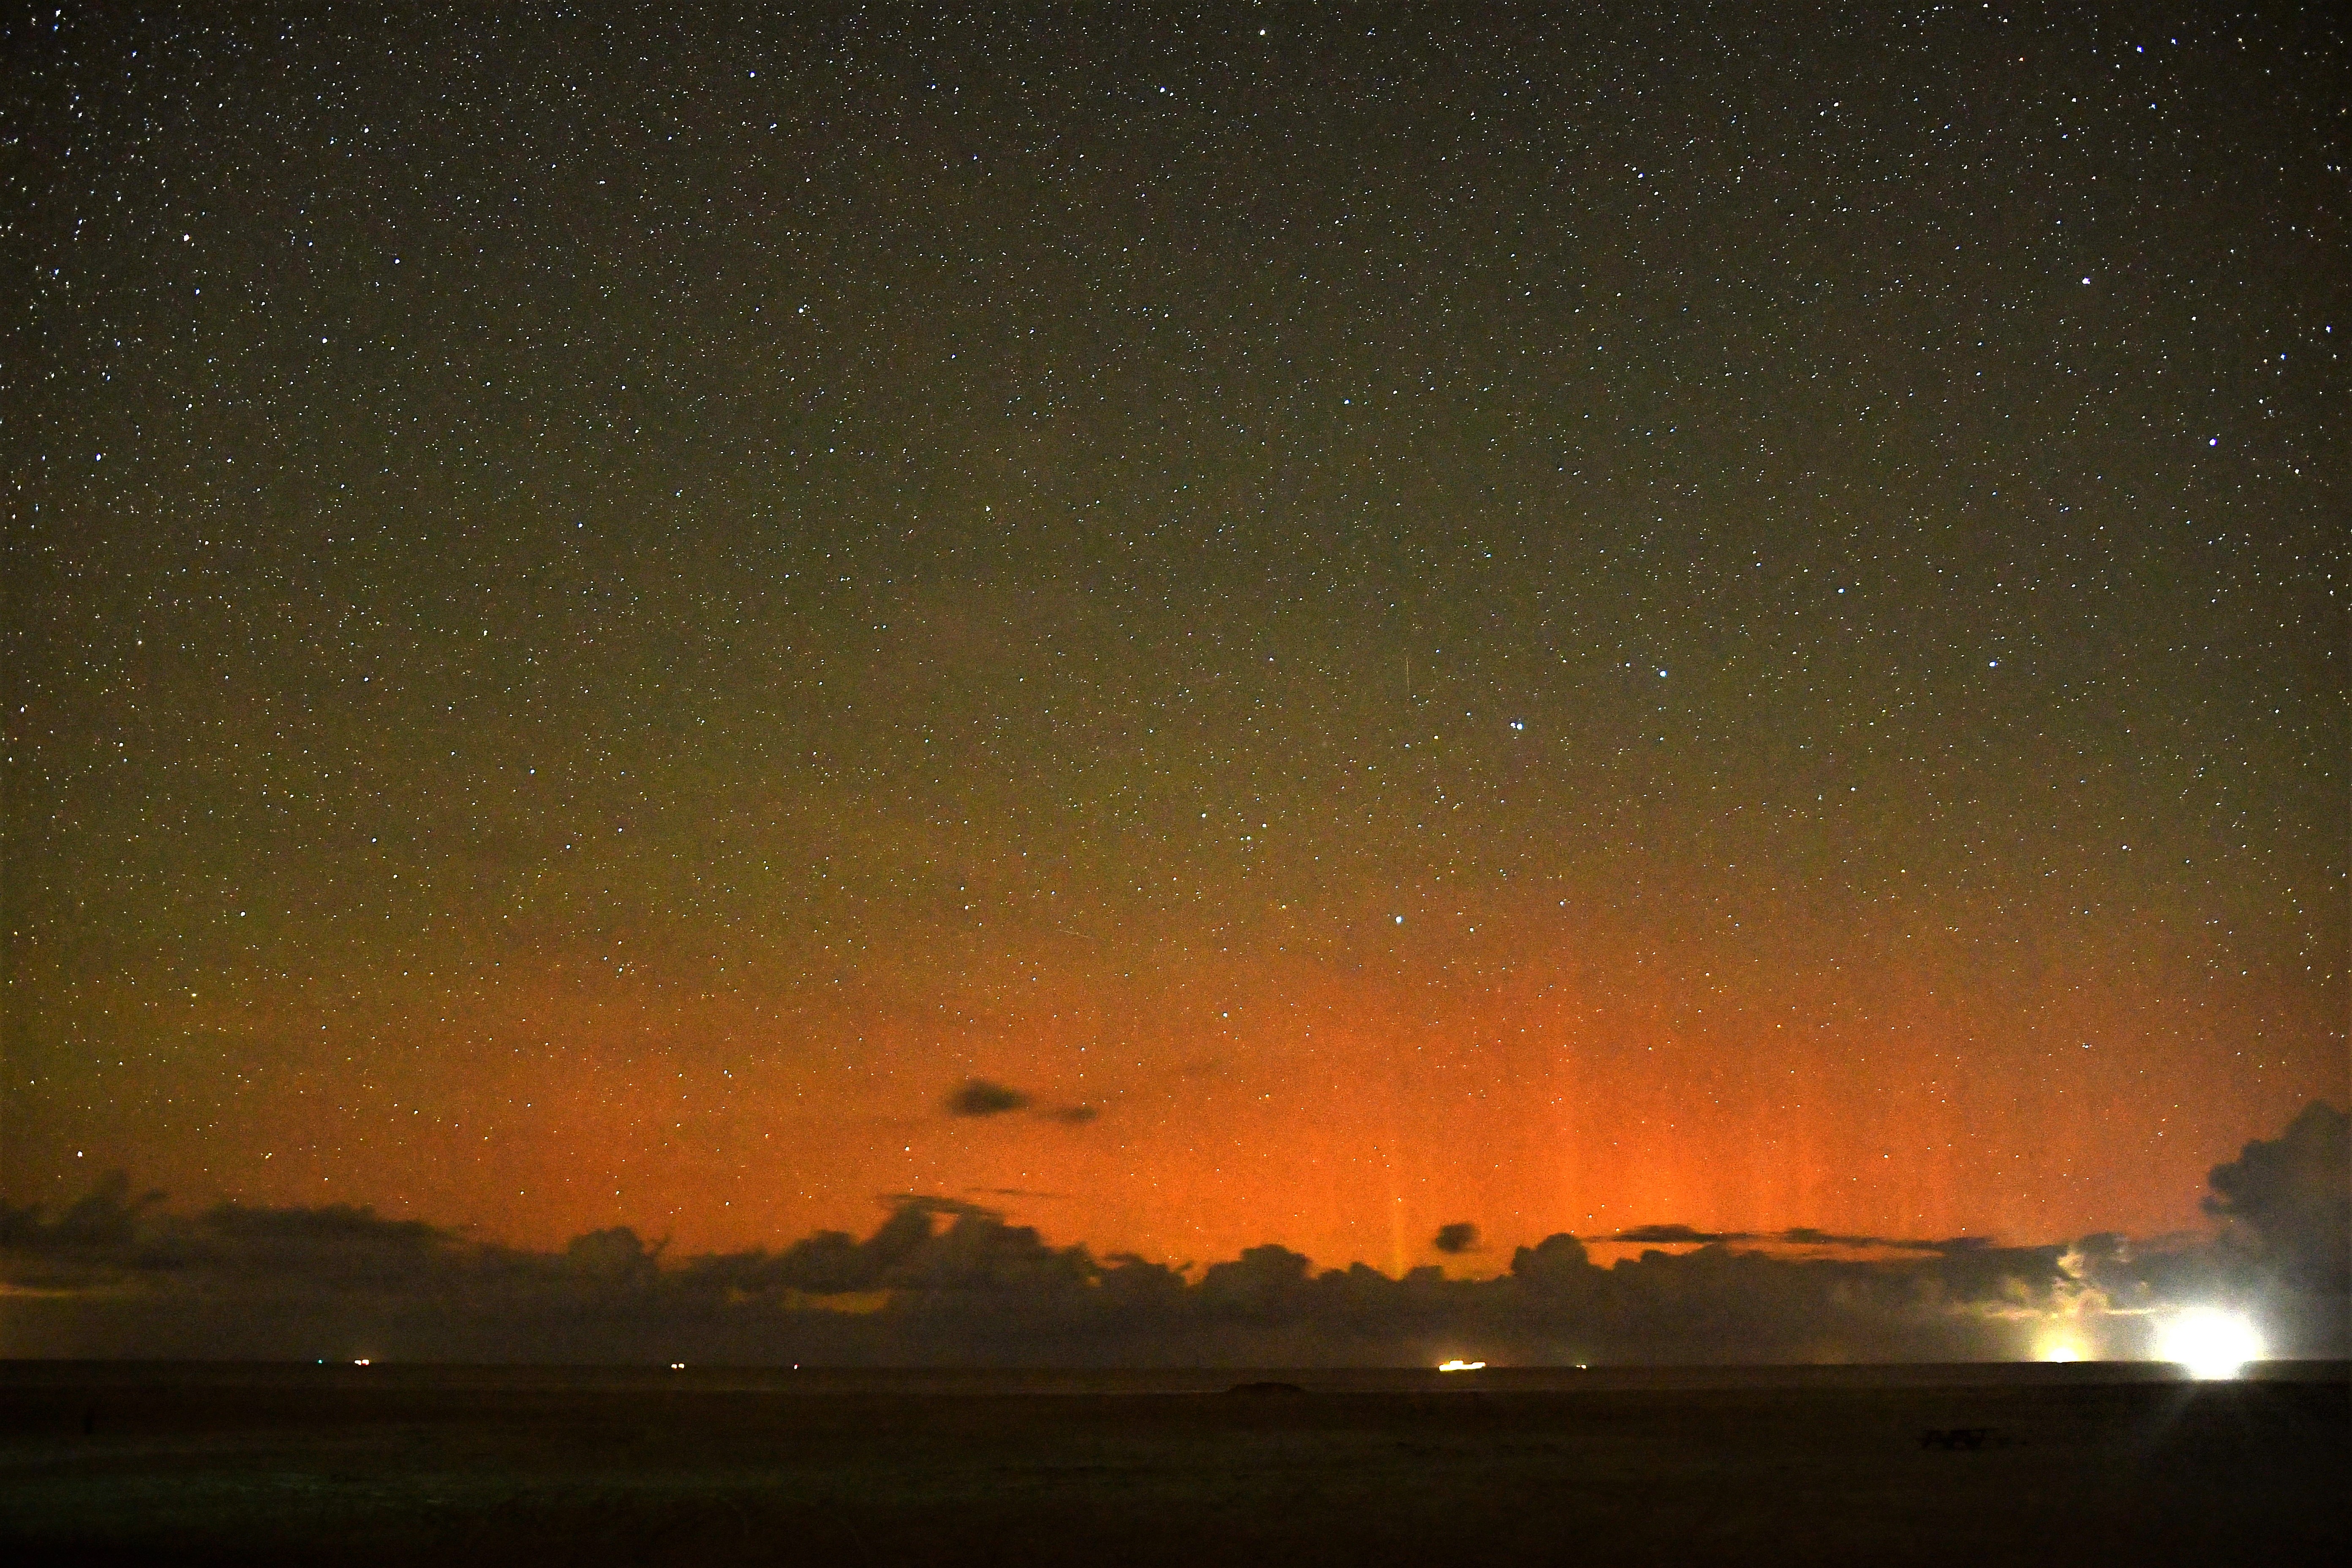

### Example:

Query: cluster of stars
xmin=4 ymin=5 xmax=2338 ymax=1266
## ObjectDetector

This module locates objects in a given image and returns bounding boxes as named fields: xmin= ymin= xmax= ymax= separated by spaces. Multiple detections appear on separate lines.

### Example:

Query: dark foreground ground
xmin=1 ymin=1364 xmax=2344 ymax=1566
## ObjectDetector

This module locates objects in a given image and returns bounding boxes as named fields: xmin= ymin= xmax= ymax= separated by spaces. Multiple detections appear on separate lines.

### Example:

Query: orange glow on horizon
xmin=46 ymin=889 xmax=2333 ymax=1271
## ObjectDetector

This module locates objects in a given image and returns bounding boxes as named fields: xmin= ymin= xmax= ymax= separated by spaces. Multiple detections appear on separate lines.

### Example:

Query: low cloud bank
xmin=4 ymin=1105 xmax=2342 ymax=1366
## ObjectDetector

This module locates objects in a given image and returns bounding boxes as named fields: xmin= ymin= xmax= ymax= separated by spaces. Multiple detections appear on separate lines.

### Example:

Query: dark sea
xmin=4 ymin=1358 xmax=2343 ymax=1565
xmin=5 ymin=1357 xmax=2340 ymax=1394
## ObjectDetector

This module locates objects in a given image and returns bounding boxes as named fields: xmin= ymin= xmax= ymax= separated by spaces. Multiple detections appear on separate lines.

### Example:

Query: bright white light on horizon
xmin=2157 ymin=1308 xmax=2264 ymax=1380
xmin=1437 ymin=1359 xmax=1486 ymax=1372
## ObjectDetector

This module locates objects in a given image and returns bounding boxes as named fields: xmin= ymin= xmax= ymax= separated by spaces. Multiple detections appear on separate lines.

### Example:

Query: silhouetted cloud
xmin=5 ymin=1106 xmax=2340 ymax=1365
xmin=944 ymin=1079 xmax=1031 ymax=1117
xmin=1596 ymin=1225 xmax=1951 ymax=1255
xmin=1045 ymin=1105 xmax=1100 ymax=1125
xmin=1778 ymin=1228 xmax=1901 ymax=1249
xmin=1606 ymin=1224 xmax=1734 ymax=1245
xmin=1433 ymin=1223 xmax=1480 ymax=1255
xmin=0 ymin=1170 xmax=163 ymax=1257
xmin=2204 ymin=1101 xmax=2349 ymax=1295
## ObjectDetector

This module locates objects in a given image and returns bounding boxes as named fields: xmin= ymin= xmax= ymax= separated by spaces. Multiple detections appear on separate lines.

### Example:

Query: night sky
xmin=7 ymin=5 xmax=2344 ymax=1278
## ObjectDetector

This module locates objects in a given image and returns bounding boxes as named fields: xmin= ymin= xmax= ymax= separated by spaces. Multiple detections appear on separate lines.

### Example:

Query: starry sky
xmin=6 ymin=5 xmax=2344 ymax=1276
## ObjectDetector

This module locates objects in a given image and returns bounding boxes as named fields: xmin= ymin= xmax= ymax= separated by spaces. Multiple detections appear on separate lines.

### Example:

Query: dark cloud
xmin=1596 ymin=1225 xmax=1961 ymax=1256
xmin=936 ymin=1081 xmax=1094 ymax=1125
xmin=1778 ymin=1228 xmax=1937 ymax=1251
xmin=2204 ymin=1101 xmax=2350 ymax=1295
xmin=5 ymin=1108 xmax=2341 ymax=1364
xmin=1508 ymin=1233 xmax=1593 ymax=1293
xmin=565 ymin=1227 xmax=666 ymax=1287
xmin=943 ymin=1079 xmax=1032 ymax=1117
xmin=1606 ymin=1224 xmax=1734 ymax=1245
xmin=0 ymin=1170 xmax=163 ymax=1255
xmin=0 ymin=1192 xmax=2228 ymax=1364
xmin=1433 ymin=1223 xmax=1480 ymax=1255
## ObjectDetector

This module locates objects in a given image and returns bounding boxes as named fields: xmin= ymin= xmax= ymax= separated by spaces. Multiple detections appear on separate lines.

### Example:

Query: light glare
xmin=2156 ymin=1308 xmax=2263 ymax=1379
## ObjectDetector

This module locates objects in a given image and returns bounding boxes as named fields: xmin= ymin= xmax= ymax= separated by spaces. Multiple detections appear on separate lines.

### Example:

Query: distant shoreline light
xmin=1437 ymin=1359 xmax=1486 ymax=1372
